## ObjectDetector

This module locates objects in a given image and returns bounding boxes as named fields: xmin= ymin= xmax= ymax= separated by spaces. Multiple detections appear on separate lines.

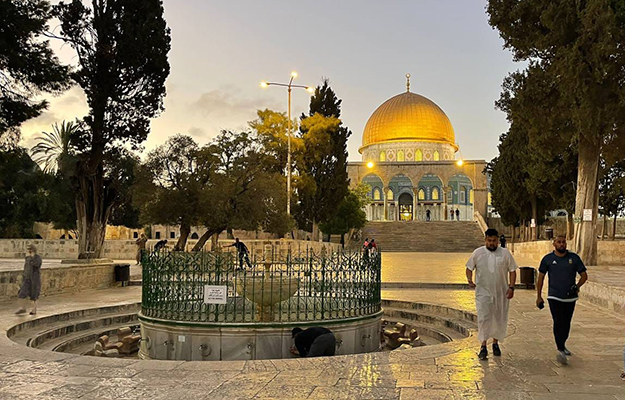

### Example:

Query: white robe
xmin=466 ymin=246 xmax=518 ymax=343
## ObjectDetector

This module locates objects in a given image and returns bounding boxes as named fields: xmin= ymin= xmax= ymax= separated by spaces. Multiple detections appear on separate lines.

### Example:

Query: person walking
xmin=499 ymin=234 xmax=507 ymax=248
xmin=135 ymin=234 xmax=148 ymax=265
xmin=368 ymin=239 xmax=378 ymax=257
xmin=466 ymin=228 xmax=518 ymax=360
xmin=153 ymin=239 xmax=168 ymax=252
xmin=290 ymin=327 xmax=336 ymax=357
xmin=536 ymin=235 xmax=588 ymax=365
xmin=450 ymin=209 xmax=455 ymax=221
xmin=226 ymin=238 xmax=252 ymax=270
xmin=426 ymin=209 xmax=431 ymax=222
xmin=455 ymin=209 xmax=460 ymax=221
xmin=16 ymin=244 xmax=42 ymax=315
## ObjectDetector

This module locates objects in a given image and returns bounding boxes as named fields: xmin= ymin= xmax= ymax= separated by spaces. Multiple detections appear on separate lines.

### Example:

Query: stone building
xmin=347 ymin=75 xmax=489 ymax=221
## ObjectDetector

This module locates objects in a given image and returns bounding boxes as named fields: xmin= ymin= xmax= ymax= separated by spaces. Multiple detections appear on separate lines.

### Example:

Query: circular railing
xmin=140 ymin=248 xmax=381 ymax=324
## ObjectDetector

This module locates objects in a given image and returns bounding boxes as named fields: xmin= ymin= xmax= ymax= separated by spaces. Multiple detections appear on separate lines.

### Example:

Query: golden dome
xmin=360 ymin=91 xmax=457 ymax=151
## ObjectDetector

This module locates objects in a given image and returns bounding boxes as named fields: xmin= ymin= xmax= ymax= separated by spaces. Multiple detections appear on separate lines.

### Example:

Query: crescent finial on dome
xmin=406 ymin=73 xmax=411 ymax=92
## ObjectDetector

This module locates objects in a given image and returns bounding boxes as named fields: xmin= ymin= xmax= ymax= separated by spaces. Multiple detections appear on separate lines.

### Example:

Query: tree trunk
xmin=566 ymin=213 xmax=574 ymax=241
xmin=211 ymin=231 xmax=220 ymax=251
xmin=226 ymin=228 xmax=234 ymax=239
xmin=174 ymin=223 xmax=190 ymax=251
xmin=312 ymin=220 xmax=320 ymax=242
xmin=573 ymin=137 xmax=600 ymax=264
xmin=531 ymin=195 xmax=538 ymax=241
xmin=191 ymin=228 xmax=223 ymax=252
xmin=612 ymin=214 xmax=617 ymax=240
xmin=76 ymin=171 xmax=111 ymax=259
xmin=601 ymin=215 xmax=607 ymax=240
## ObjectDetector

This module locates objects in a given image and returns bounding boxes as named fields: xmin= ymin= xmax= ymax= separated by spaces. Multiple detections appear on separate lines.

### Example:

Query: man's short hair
xmin=292 ymin=327 xmax=303 ymax=338
xmin=485 ymin=228 xmax=499 ymax=238
xmin=554 ymin=234 xmax=567 ymax=240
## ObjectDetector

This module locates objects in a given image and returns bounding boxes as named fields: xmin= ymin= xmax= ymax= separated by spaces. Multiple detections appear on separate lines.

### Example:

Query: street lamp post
xmin=260 ymin=72 xmax=314 ymax=215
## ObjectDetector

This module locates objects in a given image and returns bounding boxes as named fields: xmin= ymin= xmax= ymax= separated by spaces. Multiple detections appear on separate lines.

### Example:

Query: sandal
xmin=620 ymin=372 xmax=625 ymax=381
xmin=15 ymin=309 xmax=26 ymax=315
xmin=29 ymin=310 xmax=37 ymax=315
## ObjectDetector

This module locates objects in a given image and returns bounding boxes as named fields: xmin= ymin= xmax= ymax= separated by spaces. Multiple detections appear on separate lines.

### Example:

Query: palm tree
xmin=31 ymin=121 xmax=78 ymax=173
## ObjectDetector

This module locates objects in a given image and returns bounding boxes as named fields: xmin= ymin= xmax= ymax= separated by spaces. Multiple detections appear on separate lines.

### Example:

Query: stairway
xmin=362 ymin=221 xmax=484 ymax=252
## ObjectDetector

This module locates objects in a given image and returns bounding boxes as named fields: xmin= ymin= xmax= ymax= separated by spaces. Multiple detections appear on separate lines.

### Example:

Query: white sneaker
xmin=557 ymin=350 xmax=568 ymax=365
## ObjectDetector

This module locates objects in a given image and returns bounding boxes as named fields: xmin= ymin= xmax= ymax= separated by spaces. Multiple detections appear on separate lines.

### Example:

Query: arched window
xmin=373 ymin=187 xmax=381 ymax=200
xmin=418 ymin=188 xmax=425 ymax=200
xmin=415 ymin=149 xmax=423 ymax=161
xmin=133 ymin=232 xmax=139 ymax=239
xmin=470 ymin=189 xmax=474 ymax=204
xmin=379 ymin=151 xmax=386 ymax=162
xmin=432 ymin=187 xmax=440 ymax=200
xmin=397 ymin=150 xmax=405 ymax=162
xmin=460 ymin=186 xmax=466 ymax=204
xmin=433 ymin=150 xmax=440 ymax=161
xmin=387 ymin=189 xmax=394 ymax=201
xmin=488 ymin=192 xmax=492 ymax=206
xmin=191 ymin=232 xmax=199 ymax=239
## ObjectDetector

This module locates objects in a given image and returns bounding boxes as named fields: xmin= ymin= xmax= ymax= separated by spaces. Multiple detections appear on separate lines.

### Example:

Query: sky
xmin=20 ymin=0 xmax=521 ymax=162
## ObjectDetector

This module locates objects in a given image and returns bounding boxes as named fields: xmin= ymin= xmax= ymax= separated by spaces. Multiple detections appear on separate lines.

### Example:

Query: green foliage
xmin=0 ymin=0 xmax=70 ymax=143
xmin=295 ymin=80 xmax=351 ymax=232
xmin=0 ymin=148 xmax=48 ymax=237
xmin=599 ymin=159 xmax=625 ymax=218
xmin=319 ymin=185 xmax=369 ymax=236
xmin=31 ymin=120 xmax=80 ymax=173
xmin=52 ymin=0 xmax=171 ymax=257
xmin=249 ymin=109 xmax=300 ymax=174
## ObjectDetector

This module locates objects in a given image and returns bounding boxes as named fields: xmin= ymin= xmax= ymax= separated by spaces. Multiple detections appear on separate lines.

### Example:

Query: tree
xmin=0 ymin=148 xmax=48 ymax=237
xmin=295 ymin=79 xmax=351 ymax=240
xmin=599 ymin=160 xmax=625 ymax=240
xmin=319 ymin=184 xmax=368 ymax=247
xmin=53 ymin=0 xmax=171 ymax=258
xmin=488 ymin=0 xmax=625 ymax=263
xmin=249 ymin=109 xmax=301 ymax=175
xmin=31 ymin=120 xmax=80 ymax=173
xmin=192 ymin=130 xmax=288 ymax=250
xmin=0 ymin=0 xmax=70 ymax=144
xmin=133 ymin=135 xmax=218 ymax=251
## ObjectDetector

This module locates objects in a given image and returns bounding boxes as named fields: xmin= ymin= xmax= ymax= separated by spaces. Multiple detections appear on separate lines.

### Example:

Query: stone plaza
xmin=0 ymin=249 xmax=623 ymax=399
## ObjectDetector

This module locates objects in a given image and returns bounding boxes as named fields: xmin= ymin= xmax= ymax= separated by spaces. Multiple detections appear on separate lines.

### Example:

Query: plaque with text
xmin=204 ymin=285 xmax=227 ymax=304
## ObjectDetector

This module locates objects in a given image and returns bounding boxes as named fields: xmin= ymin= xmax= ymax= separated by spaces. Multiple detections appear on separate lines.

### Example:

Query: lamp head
xmin=260 ymin=81 xmax=268 ymax=88
xmin=306 ymin=86 xmax=314 ymax=94
xmin=291 ymin=71 xmax=298 ymax=78
xmin=367 ymin=161 xmax=374 ymax=169
xmin=456 ymin=159 xmax=464 ymax=167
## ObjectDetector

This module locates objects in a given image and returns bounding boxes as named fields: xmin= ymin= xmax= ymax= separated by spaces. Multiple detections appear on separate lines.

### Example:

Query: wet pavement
xmin=0 ymin=253 xmax=623 ymax=399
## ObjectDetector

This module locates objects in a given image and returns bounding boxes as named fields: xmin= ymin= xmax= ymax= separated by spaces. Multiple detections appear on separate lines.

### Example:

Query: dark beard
xmin=486 ymin=246 xmax=497 ymax=252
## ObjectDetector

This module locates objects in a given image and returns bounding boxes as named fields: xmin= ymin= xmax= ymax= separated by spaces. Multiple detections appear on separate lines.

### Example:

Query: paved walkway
xmin=0 ymin=252 xmax=624 ymax=399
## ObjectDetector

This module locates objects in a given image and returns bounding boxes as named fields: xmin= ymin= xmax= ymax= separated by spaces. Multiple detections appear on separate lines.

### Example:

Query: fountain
xmin=138 ymin=244 xmax=382 ymax=360
xmin=233 ymin=244 xmax=300 ymax=322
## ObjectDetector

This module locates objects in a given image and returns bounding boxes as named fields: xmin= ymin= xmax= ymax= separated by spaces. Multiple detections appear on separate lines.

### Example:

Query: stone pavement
xmin=0 ymin=252 xmax=623 ymax=399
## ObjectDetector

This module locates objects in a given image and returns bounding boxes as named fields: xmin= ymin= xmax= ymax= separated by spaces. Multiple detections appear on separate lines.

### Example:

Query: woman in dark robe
xmin=16 ymin=244 xmax=42 ymax=315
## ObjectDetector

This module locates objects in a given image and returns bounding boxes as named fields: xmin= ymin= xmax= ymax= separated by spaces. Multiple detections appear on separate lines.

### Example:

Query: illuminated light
xmin=291 ymin=71 xmax=298 ymax=77
xmin=306 ymin=86 xmax=314 ymax=93
xmin=367 ymin=161 xmax=374 ymax=169
xmin=456 ymin=159 xmax=464 ymax=166
xmin=260 ymin=81 xmax=268 ymax=88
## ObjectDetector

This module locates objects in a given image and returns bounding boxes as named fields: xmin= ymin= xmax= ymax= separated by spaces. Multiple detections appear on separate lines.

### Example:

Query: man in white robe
xmin=466 ymin=228 xmax=518 ymax=360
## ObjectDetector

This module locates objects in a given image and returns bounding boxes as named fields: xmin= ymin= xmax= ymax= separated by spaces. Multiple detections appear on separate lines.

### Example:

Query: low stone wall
xmin=510 ymin=240 xmax=625 ymax=266
xmin=0 ymin=239 xmax=342 ymax=260
xmin=0 ymin=262 xmax=116 ymax=302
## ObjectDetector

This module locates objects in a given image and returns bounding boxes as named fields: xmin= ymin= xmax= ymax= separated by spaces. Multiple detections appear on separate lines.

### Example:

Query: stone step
xmin=363 ymin=221 xmax=484 ymax=252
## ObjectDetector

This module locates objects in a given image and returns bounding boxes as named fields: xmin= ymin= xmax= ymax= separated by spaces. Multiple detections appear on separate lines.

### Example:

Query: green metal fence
xmin=140 ymin=248 xmax=381 ymax=324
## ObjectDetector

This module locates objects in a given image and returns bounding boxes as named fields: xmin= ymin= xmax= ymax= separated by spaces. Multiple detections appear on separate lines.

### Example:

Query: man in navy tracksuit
xmin=536 ymin=235 xmax=588 ymax=365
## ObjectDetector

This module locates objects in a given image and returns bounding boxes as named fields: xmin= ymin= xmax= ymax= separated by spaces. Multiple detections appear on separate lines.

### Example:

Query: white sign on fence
xmin=530 ymin=219 xmax=536 ymax=228
xmin=204 ymin=285 xmax=227 ymax=304
xmin=583 ymin=209 xmax=593 ymax=222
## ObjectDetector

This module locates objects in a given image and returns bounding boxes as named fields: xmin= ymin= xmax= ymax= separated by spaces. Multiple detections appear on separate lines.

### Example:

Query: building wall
xmin=0 ymin=239 xmax=341 ymax=260
xmin=0 ymin=262 xmax=117 ymax=301
xmin=510 ymin=240 xmax=625 ymax=266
